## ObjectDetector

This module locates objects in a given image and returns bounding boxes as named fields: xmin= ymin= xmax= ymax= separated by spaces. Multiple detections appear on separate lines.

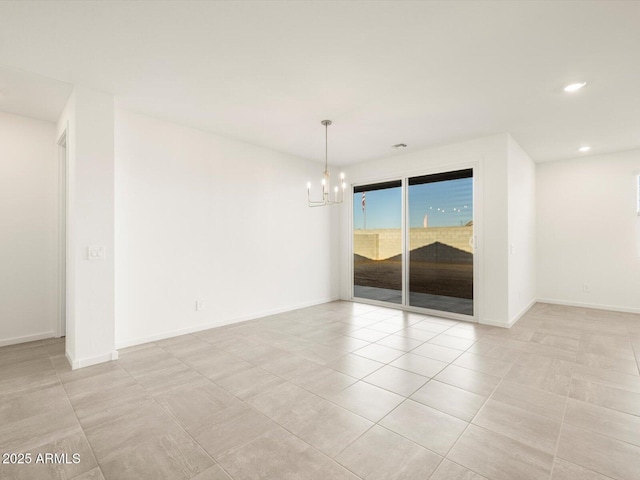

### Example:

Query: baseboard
xmin=537 ymin=298 xmax=640 ymax=315
xmin=0 ymin=331 xmax=56 ymax=347
xmin=508 ymin=299 xmax=537 ymax=328
xmin=68 ymin=350 xmax=119 ymax=370
xmin=479 ymin=318 xmax=511 ymax=328
xmin=115 ymin=296 xmax=340 ymax=350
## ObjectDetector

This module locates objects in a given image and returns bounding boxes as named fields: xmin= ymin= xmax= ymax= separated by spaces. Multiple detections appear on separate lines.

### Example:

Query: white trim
xmin=68 ymin=350 xmax=119 ymax=370
xmin=0 ymin=331 xmax=56 ymax=347
xmin=479 ymin=317 xmax=511 ymax=328
xmin=537 ymin=298 xmax=640 ymax=315
xmin=115 ymin=296 xmax=340 ymax=350
xmin=57 ymin=128 xmax=68 ymax=339
xmin=508 ymin=299 xmax=536 ymax=328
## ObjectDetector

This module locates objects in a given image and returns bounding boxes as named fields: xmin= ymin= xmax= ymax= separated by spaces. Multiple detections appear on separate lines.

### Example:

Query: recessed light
xmin=564 ymin=82 xmax=587 ymax=93
xmin=392 ymin=143 xmax=407 ymax=149
xmin=578 ymin=146 xmax=591 ymax=153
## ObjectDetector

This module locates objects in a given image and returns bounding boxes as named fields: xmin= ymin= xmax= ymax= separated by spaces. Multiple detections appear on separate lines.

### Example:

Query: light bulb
xmin=578 ymin=146 xmax=591 ymax=153
xmin=342 ymin=182 xmax=346 ymax=189
xmin=340 ymin=172 xmax=345 ymax=180
xmin=306 ymin=182 xmax=311 ymax=189
xmin=321 ymin=178 xmax=326 ymax=186
xmin=563 ymin=82 xmax=587 ymax=93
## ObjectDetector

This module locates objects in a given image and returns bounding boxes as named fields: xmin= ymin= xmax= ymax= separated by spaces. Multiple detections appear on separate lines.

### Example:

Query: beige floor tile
xmin=504 ymin=353 xmax=575 ymax=395
xmin=557 ymin=424 xmax=640 ymax=480
xmin=247 ymin=381 xmax=326 ymax=423
xmin=100 ymin=430 xmax=213 ymax=480
xmin=551 ymin=458 xmax=612 ymax=480
xmin=430 ymin=459 xmax=488 ymax=480
xmin=155 ymin=381 xmax=239 ymax=428
xmin=353 ymin=343 xmax=405 ymax=364
xmin=68 ymin=382 xmax=149 ymax=422
xmin=374 ymin=334 xmax=423 ymax=352
xmin=188 ymin=403 xmax=278 ymax=459
xmin=411 ymin=380 xmax=486 ymax=421
xmin=215 ymin=366 xmax=286 ymax=400
xmin=571 ymin=364 xmax=640 ymax=393
xmin=282 ymin=398 xmax=373 ymax=457
xmin=5 ymin=301 xmax=640 ymax=480
xmin=0 ymin=361 xmax=59 ymax=395
xmin=473 ymin=399 xmax=562 ymax=454
xmin=129 ymin=359 xmax=207 ymax=396
xmin=397 ymin=327 xmax=440 ymax=342
xmin=190 ymin=464 xmax=232 ymax=480
xmin=217 ymin=428 xmax=359 ymax=480
xmin=453 ymin=352 xmax=513 ymax=377
xmin=298 ymin=344 xmax=348 ymax=365
xmin=290 ymin=364 xmax=357 ymax=398
xmin=0 ymin=404 xmax=81 ymax=453
xmin=83 ymin=399 xmax=183 ymax=463
xmin=428 ymin=334 xmax=475 ymax=351
xmin=448 ymin=425 xmax=554 ymax=480
xmin=390 ymin=353 xmax=448 ymax=378
xmin=184 ymin=349 xmax=254 ymax=381
xmin=563 ymin=398 xmax=640 ymax=447
xmin=568 ymin=376 xmax=640 ymax=416
xmin=379 ymin=399 xmax=467 ymax=455
xmin=491 ymin=379 xmax=566 ymax=420
xmin=575 ymin=351 xmax=639 ymax=376
xmin=410 ymin=320 xmax=452 ymax=333
xmin=0 ymin=383 xmax=70 ymax=424
xmin=329 ymin=381 xmax=404 ymax=422
xmin=467 ymin=340 xmax=523 ymax=363
xmin=73 ymin=468 xmax=106 ymax=480
xmin=530 ymin=332 xmax=580 ymax=351
xmin=363 ymin=365 xmax=429 ymax=396
xmin=335 ymin=425 xmax=441 ymax=480
xmin=321 ymin=335 xmax=369 ymax=353
xmin=261 ymin=355 xmax=325 ymax=380
xmin=326 ymin=354 xmax=384 ymax=379
xmin=412 ymin=343 xmax=463 ymax=363
xmin=348 ymin=327 xmax=391 ymax=342
xmin=434 ymin=365 xmax=501 ymax=397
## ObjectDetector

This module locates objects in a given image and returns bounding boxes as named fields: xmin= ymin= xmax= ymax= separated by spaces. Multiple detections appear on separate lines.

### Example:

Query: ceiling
xmin=0 ymin=1 xmax=638 ymax=165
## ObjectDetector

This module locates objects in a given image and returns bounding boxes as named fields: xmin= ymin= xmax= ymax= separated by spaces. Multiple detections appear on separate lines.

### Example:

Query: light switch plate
xmin=88 ymin=245 xmax=106 ymax=260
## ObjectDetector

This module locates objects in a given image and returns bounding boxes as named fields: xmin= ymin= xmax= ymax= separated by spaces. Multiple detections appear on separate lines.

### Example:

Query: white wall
xmin=0 ymin=112 xmax=58 ymax=346
xmin=537 ymin=149 xmax=640 ymax=313
xmin=57 ymin=86 xmax=116 ymax=368
xmin=339 ymin=134 xmax=511 ymax=327
xmin=507 ymin=135 xmax=536 ymax=323
xmin=114 ymin=109 xmax=339 ymax=348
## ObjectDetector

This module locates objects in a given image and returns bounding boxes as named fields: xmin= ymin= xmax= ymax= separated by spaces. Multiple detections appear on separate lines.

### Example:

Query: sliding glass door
xmin=352 ymin=169 xmax=474 ymax=318
xmin=352 ymin=181 xmax=402 ymax=304
xmin=408 ymin=170 xmax=473 ymax=315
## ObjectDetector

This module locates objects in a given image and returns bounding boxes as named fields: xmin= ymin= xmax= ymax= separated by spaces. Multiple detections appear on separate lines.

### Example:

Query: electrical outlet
xmin=582 ymin=283 xmax=591 ymax=293
xmin=87 ymin=245 xmax=106 ymax=260
xmin=196 ymin=301 xmax=204 ymax=311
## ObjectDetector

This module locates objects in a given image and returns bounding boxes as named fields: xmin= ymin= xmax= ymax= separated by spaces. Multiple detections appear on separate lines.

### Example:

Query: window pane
xmin=408 ymin=173 xmax=473 ymax=315
xmin=353 ymin=183 xmax=402 ymax=304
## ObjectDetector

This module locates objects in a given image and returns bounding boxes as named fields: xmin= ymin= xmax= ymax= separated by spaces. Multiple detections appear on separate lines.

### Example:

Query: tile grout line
xmin=47 ymin=346 xmax=105 ymax=480
xmin=425 ymin=345 xmax=520 ymax=480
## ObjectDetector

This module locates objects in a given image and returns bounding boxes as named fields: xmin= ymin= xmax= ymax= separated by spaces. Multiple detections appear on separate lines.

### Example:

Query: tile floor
xmin=1 ymin=301 xmax=640 ymax=480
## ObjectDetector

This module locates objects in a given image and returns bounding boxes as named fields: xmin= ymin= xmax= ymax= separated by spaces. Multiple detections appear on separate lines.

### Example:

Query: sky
xmin=353 ymin=178 xmax=473 ymax=229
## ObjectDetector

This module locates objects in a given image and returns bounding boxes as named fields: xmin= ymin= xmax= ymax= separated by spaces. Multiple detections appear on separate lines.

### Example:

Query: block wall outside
xmin=353 ymin=226 xmax=473 ymax=260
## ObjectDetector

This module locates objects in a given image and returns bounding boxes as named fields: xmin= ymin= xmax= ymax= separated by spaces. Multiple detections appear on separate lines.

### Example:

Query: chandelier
xmin=307 ymin=120 xmax=346 ymax=207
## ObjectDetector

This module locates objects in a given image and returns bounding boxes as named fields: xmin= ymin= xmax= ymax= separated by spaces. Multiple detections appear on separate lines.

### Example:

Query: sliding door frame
xmin=349 ymin=162 xmax=481 ymax=323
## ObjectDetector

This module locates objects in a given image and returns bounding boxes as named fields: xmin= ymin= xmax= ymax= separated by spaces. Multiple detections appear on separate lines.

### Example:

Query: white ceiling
xmin=0 ymin=1 xmax=638 ymax=165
